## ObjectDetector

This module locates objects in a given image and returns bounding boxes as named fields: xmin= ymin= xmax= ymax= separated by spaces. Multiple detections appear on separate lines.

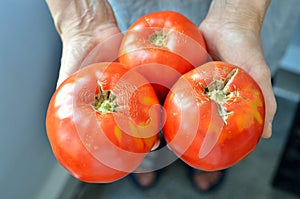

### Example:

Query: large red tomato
xmin=46 ymin=62 xmax=161 ymax=182
xmin=163 ymin=61 xmax=265 ymax=171
xmin=118 ymin=11 xmax=207 ymax=102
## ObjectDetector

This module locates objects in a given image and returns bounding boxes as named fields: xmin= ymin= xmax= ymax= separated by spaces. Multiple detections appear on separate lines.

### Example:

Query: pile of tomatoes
xmin=46 ymin=11 xmax=265 ymax=183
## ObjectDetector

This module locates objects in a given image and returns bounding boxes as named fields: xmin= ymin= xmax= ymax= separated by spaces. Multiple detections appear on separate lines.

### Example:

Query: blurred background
xmin=0 ymin=1 xmax=299 ymax=199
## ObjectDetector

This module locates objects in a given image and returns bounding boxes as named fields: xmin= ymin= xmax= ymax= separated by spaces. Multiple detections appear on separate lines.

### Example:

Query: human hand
xmin=46 ymin=0 xmax=123 ymax=86
xmin=199 ymin=0 xmax=276 ymax=138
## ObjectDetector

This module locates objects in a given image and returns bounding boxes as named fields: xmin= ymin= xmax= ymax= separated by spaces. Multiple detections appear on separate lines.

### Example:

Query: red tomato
xmin=46 ymin=62 xmax=161 ymax=182
xmin=163 ymin=61 xmax=265 ymax=171
xmin=118 ymin=11 xmax=207 ymax=102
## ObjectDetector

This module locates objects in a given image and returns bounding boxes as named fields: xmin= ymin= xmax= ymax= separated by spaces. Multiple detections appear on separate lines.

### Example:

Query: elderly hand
xmin=199 ymin=0 xmax=277 ymax=138
xmin=46 ymin=0 xmax=123 ymax=86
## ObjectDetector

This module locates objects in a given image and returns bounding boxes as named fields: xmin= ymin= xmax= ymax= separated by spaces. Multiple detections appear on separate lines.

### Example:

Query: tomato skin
xmin=163 ymin=61 xmax=265 ymax=171
xmin=119 ymin=11 xmax=207 ymax=102
xmin=46 ymin=62 xmax=160 ymax=182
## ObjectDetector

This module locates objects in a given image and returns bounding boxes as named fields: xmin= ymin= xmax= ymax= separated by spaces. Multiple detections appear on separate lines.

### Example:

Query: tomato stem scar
xmin=204 ymin=68 xmax=239 ymax=125
xmin=92 ymin=80 xmax=119 ymax=113
xmin=149 ymin=30 xmax=167 ymax=47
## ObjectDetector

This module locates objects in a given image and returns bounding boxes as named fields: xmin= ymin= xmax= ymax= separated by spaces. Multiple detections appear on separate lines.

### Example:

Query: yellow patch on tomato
xmin=129 ymin=121 xmax=145 ymax=150
xmin=235 ymin=112 xmax=253 ymax=132
xmin=140 ymin=96 xmax=155 ymax=105
xmin=235 ymin=89 xmax=264 ymax=132
xmin=114 ymin=126 xmax=122 ymax=142
xmin=249 ymin=101 xmax=263 ymax=125
xmin=129 ymin=121 xmax=139 ymax=137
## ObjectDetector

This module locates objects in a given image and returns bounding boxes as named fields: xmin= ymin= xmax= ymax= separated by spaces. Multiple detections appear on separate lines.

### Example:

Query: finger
xmin=258 ymin=73 xmax=277 ymax=138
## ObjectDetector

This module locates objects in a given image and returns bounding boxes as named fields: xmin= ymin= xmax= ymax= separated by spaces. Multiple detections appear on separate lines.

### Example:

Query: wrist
xmin=205 ymin=0 xmax=271 ymax=32
xmin=46 ymin=0 xmax=118 ymax=42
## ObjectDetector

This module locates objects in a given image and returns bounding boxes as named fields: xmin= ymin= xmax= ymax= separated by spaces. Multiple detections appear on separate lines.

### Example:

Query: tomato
xmin=118 ymin=11 xmax=207 ymax=102
xmin=46 ymin=62 xmax=161 ymax=182
xmin=163 ymin=61 xmax=265 ymax=171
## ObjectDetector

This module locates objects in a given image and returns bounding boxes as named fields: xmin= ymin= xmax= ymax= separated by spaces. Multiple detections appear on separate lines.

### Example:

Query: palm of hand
xmin=57 ymin=27 xmax=122 ymax=86
xmin=200 ymin=21 xmax=277 ymax=138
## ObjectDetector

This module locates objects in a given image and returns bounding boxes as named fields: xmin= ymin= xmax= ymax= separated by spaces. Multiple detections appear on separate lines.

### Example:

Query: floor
xmin=73 ymin=136 xmax=298 ymax=199
xmin=60 ymin=19 xmax=300 ymax=199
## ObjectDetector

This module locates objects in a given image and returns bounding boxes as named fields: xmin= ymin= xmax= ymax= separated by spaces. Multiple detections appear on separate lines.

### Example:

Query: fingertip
xmin=262 ymin=122 xmax=272 ymax=139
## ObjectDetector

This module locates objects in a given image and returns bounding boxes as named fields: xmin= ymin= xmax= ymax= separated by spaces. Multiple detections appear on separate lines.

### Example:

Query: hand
xmin=199 ymin=0 xmax=276 ymax=138
xmin=46 ymin=0 xmax=123 ymax=86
